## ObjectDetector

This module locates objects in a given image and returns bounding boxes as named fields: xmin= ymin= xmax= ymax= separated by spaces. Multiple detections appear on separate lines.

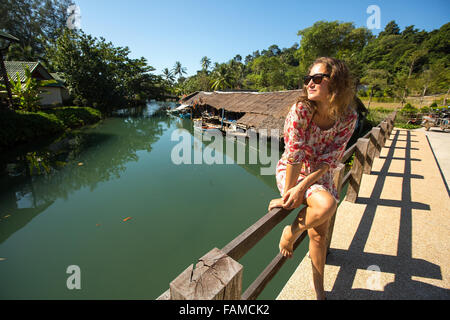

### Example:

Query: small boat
xmin=166 ymin=104 xmax=190 ymax=115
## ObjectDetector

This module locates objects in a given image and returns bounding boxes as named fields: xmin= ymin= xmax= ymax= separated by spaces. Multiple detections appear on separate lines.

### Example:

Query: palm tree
xmin=200 ymin=56 xmax=211 ymax=72
xmin=172 ymin=61 xmax=187 ymax=80
xmin=210 ymin=64 xmax=233 ymax=91
xmin=162 ymin=68 xmax=175 ymax=83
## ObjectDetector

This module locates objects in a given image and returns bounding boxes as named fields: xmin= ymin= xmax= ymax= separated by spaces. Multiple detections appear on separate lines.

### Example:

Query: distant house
xmin=0 ymin=61 xmax=70 ymax=107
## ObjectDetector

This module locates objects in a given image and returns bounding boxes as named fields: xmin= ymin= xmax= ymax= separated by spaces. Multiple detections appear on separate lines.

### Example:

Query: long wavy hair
xmin=296 ymin=57 xmax=356 ymax=120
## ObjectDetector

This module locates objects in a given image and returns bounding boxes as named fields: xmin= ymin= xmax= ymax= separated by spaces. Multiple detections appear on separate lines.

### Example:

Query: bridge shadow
xmin=325 ymin=129 xmax=450 ymax=300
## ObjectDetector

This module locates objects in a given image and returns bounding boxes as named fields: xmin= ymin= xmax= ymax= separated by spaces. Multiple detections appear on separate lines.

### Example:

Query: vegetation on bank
xmin=0 ymin=107 xmax=101 ymax=151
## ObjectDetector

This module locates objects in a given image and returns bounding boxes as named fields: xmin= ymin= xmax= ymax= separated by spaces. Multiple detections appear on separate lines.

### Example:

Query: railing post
xmin=391 ymin=111 xmax=398 ymax=133
xmin=363 ymin=127 xmax=381 ymax=174
xmin=345 ymin=138 xmax=369 ymax=203
xmin=376 ymin=121 xmax=388 ymax=157
xmin=385 ymin=119 xmax=390 ymax=139
xmin=388 ymin=115 xmax=395 ymax=136
xmin=326 ymin=163 xmax=345 ymax=255
xmin=170 ymin=248 xmax=243 ymax=300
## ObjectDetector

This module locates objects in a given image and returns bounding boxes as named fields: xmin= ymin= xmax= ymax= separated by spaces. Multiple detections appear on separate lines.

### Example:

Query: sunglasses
xmin=303 ymin=73 xmax=330 ymax=86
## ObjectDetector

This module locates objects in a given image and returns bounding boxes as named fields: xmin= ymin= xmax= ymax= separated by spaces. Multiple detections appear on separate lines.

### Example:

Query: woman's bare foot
xmin=279 ymin=226 xmax=296 ymax=258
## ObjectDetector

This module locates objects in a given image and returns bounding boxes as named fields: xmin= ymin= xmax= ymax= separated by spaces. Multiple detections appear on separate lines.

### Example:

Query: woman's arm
xmin=282 ymin=163 xmax=330 ymax=210
xmin=283 ymin=163 xmax=303 ymax=196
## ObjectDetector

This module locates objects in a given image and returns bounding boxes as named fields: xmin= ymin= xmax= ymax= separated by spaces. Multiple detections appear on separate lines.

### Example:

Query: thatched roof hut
xmin=180 ymin=90 xmax=304 ymax=136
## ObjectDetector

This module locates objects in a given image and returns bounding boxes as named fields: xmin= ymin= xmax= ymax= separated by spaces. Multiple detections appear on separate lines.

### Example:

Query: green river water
xmin=0 ymin=101 xmax=311 ymax=299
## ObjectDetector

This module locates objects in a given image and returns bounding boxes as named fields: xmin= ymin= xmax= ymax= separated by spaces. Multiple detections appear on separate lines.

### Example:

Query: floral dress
xmin=276 ymin=101 xmax=358 ymax=202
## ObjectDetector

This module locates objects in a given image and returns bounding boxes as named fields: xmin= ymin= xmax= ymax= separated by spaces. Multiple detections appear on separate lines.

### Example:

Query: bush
xmin=357 ymin=89 xmax=368 ymax=97
xmin=400 ymin=103 xmax=418 ymax=116
xmin=420 ymin=106 xmax=430 ymax=114
xmin=0 ymin=106 xmax=102 ymax=151
xmin=43 ymin=106 xmax=102 ymax=128
xmin=394 ymin=123 xmax=422 ymax=129
xmin=0 ymin=109 xmax=64 ymax=149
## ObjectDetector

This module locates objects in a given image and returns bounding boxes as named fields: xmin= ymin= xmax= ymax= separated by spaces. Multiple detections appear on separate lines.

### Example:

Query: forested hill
xmin=177 ymin=21 xmax=449 ymax=101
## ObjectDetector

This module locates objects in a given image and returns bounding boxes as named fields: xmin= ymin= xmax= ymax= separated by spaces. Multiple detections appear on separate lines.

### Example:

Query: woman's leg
xmin=308 ymin=219 xmax=330 ymax=300
xmin=279 ymin=190 xmax=337 ymax=257
xmin=279 ymin=190 xmax=337 ymax=299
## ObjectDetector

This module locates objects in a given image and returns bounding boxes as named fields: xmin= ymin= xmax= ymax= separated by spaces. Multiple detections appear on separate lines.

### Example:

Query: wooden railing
xmin=157 ymin=111 xmax=398 ymax=300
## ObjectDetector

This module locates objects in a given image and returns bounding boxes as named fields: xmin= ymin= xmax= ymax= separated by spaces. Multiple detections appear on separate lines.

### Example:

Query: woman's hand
xmin=282 ymin=184 xmax=306 ymax=210
xmin=268 ymin=198 xmax=284 ymax=211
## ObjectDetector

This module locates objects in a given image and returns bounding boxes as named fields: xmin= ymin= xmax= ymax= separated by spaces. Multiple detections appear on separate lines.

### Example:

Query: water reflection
xmin=0 ymin=102 xmax=177 ymax=244
xmin=173 ymin=122 xmax=281 ymax=193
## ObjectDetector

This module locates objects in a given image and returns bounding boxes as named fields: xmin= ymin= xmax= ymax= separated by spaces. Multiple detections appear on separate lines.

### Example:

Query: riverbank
xmin=0 ymin=106 xmax=102 ymax=152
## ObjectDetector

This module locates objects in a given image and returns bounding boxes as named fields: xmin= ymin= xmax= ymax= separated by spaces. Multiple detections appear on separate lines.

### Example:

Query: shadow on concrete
xmin=326 ymin=129 xmax=450 ymax=300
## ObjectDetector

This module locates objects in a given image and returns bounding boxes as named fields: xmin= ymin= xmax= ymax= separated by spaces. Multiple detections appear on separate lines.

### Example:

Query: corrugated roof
xmin=0 ymin=61 xmax=53 ymax=82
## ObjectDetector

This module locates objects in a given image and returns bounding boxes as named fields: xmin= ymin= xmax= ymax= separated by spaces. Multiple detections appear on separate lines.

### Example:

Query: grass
xmin=359 ymin=93 xmax=447 ymax=110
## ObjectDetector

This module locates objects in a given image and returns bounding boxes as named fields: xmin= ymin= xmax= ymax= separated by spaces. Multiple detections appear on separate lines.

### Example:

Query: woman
xmin=268 ymin=57 xmax=358 ymax=300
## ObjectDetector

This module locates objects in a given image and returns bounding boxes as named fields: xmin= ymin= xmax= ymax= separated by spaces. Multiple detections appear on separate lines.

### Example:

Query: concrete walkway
xmin=277 ymin=127 xmax=450 ymax=300
xmin=420 ymin=127 xmax=450 ymax=194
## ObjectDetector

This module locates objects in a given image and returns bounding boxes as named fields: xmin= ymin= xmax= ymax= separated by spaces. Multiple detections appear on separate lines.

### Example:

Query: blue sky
xmin=74 ymin=0 xmax=449 ymax=77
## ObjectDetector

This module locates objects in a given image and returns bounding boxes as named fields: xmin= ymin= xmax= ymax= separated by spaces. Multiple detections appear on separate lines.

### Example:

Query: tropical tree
xmin=295 ymin=21 xmax=372 ymax=75
xmin=210 ymin=64 xmax=233 ymax=91
xmin=162 ymin=68 xmax=175 ymax=84
xmin=172 ymin=61 xmax=187 ymax=80
xmin=360 ymin=69 xmax=388 ymax=108
xmin=1 ymin=0 xmax=74 ymax=64
xmin=48 ymin=29 xmax=163 ymax=113
xmin=200 ymin=56 xmax=211 ymax=73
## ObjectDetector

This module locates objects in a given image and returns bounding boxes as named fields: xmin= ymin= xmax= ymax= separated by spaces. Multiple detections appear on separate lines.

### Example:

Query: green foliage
xmin=0 ymin=66 xmax=57 ymax=112
xmin=394 ymin=123 xmax=421 ymax=129
xmin=48 ymin=29 xmax=165 ymax=114
xmin=366 ymin=107 xmax=391 ymax=127
xmin=0 ymin=110 xmax=64 ymax=149
xmin=0 ymin=107 xmax=102 ymax=151
xmin=177 ymin=21 xmax=448 ymax=98
xmin=400 ymin=103 xmax=419 ymax=115
xmin=295 ymin=21 xmax=372 ymax=76
xmin=43 ymin=106 xmax=102 ymax=128
xmin=420 ymin=106 xmax=430 ymax=114
xmin=1 ymin=0 xmax=73 ymax=64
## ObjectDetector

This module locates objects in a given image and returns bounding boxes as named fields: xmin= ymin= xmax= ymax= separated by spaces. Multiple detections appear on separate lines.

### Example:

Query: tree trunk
xmin=420 ymin=84 xmax=428 ymax=108
xmin=444 ymin=87 xmax=449 ymax=106
xmin=402 ymin=59 xmax=416 ymax=106
xmin=368 ymin=87 xmax=373 ymax=109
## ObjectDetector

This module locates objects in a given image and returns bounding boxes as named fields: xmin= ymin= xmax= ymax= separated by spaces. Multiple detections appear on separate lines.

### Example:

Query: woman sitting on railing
xmin=268 ymin=57 xmax=357 ymax=300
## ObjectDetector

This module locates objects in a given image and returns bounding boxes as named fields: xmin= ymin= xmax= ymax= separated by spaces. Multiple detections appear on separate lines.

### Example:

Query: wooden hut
xmin=180 ymin=90 xmax=304 ymax=138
